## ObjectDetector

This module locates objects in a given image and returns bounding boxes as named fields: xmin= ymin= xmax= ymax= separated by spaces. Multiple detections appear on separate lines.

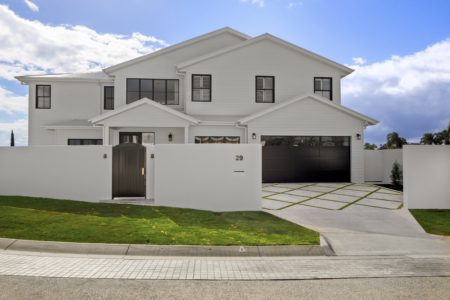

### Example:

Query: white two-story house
xmin=16 ymin=27 xmax=377 ymax=184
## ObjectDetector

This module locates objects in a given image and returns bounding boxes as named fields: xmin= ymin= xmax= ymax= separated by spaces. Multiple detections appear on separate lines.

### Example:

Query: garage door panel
xmin=262 ymin=136 xmax=350 ymax=183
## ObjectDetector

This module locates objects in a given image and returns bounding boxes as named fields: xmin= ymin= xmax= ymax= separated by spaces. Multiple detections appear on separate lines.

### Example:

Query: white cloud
xmin=23 ymin=0 xmax=39 ymax=12
xmin=240 ymin=0 xmax=265 ymax=8
xmin=343 ymin=39 xmax=450 ymax=144
xmin=0 ymin=118 xmax=28 ymax=146
xmin=351 ymin=57 xmax=366 ymax=66
xmin=0 ymin=5 xmax=168 ymax=81
xmin=0 ymin=86 xmax=27 ymax=114
xmin=287 ymin=2 xmax=302 ymax=9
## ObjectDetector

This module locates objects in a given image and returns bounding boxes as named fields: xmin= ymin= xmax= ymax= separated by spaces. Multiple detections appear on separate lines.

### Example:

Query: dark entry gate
xmin=262 ymin=136 xmax=350 ymax=183
xmin=112 ymin=143 xmax=146 ymax=198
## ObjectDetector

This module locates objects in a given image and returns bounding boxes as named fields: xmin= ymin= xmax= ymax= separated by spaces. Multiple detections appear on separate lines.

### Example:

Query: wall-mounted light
xmin=356 ymin=133 xmax=361 ymax=140
xmin=168 ymin=133 xmax=173 ymax=142
xmin=252 ymin=133 xmax=257 ymax=140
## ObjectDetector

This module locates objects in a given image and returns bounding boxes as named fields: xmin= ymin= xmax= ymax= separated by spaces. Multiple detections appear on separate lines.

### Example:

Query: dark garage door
xmin=262 ymin=136 xmax=350 ymax=183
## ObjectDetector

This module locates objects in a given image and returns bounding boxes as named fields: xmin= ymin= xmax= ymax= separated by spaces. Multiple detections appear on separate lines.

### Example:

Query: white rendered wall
xmin=153 ymin=144 xmax=261 ymax=211
xmin=403 ymin=145 xmax=450 ymax=209
xmin=364 ymin=149 xmax=403 ymax=183
xmin=246 ymin=97 xmax=365 ymax=183
xmin=109 ymin=32 xmax=246 ymax=110
xmin=27 ymin=81 xmax=104 ymax=145
xmin=0 ymin=146 xmax=112 ymax=202
xmin=183 ymin=38 xmax=345 ymax=116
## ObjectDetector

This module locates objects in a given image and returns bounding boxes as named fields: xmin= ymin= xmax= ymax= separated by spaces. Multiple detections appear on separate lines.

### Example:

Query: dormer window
xmin=314 ymin=77 xmax=332 ymax=100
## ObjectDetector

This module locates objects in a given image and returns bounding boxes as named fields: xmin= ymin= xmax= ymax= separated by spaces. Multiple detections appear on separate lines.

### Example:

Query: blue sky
xmin=1 ymin=0 xmax=450 ymax=145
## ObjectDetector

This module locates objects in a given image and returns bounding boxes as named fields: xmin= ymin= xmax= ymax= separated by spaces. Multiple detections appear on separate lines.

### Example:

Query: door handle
xmin=141 ymin=167 xmax=145 ymax=176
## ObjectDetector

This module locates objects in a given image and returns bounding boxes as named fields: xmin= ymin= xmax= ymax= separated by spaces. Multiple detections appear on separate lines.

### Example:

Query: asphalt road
xmin=0 ymin=276 xmax=449 ymax=300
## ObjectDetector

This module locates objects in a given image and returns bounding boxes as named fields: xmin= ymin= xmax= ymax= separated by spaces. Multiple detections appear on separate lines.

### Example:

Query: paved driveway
xmin=264 ymin=183 xmax=450 ymax=256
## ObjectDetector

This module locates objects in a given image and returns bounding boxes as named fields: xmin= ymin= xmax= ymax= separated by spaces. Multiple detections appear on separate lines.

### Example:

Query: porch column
xmin=103 ymin=125 xmax=110 ymax=145
xmin=184 ymin=126 xmax=189 ymax=144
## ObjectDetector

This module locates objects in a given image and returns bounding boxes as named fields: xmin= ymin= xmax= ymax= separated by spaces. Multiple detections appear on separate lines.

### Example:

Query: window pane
xmin=201 ymin=89 xmax=210 ymax=101
xmin=43 ymin=97 xmax=50 ymax=108
xmin=44 ymin=86 xmax=50 ymax=96
xmin=142 ymin=133 xmax=155 ymax=144
xmin=127 ymin=79 xmax=139 ymax=91
xmin=263 ymin=77 xmax=273 ymax=89
xmin=127 ymin=91 xmax=140 ymax=103
xmin=263 ymin=90 xmax=273 ymax=102
xmin=105 ymin=86 xmax=114 ymax=97
xmin=153 ymin=80 xmax=166 ymax=103
xmin=193 ymin=76 xmax=201 ymax=88
xmin=193 ymin=89 xmax=201 ymax=101
xmin=314 ymin=79 xmax=322 ymax=90
xmin=256 ymin=77 xmax=264 ymax=89
xmin=322 ymin=79 xmax=331 ymax=90
xmin=256 ymin=90 xmax=263 ymax=102
xmin=201 ymin=76 xmax=211 ymax=89
xmin=141 ymin=79 xmax=153 ymax=92
xmin=166 ymin=80 xmax=178 ymax=104
xmin=322 ymin=91 xmax=331 ymax=100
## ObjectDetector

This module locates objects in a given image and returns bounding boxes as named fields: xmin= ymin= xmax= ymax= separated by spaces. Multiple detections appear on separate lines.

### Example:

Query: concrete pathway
xmin=0 ymin=250 xmax=449 ymax=280
xmin=265 ymin=183 xmax=450 ymax=256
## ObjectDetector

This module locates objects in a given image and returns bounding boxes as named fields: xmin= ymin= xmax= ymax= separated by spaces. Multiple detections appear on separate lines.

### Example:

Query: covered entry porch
xmin=89 ymin=98 xmax=199 ymax=145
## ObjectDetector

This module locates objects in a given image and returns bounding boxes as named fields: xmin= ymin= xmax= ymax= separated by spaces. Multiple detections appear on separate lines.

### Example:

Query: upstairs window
xmin=192 ymin=74 xmax=211 ymax=102
xmin=36 ymin=85 xmax=51 ymax=109
xmin=104 ymin=86 xmax=114 ymax=110
xmin=314 ymin=77 xmax=332 ymax=100
xmin=256 ymin=76 xmax=274 ymax=103
xmin=126 ymin=79 xmax=179 ymax=105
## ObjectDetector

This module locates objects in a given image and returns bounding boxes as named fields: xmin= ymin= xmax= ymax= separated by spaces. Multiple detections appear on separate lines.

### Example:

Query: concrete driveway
xmin=264 ymin=183 xmax=450 ymax=256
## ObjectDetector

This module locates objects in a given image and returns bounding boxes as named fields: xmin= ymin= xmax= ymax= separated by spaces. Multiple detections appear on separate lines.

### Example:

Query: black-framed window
xmin=68 ymin=139 xmax=103 ymax=145
xmin=104 ymin=86 xmax=114 ymax=110
xmin=256 ymin=76 xmax=274 ymax=103
xmin=126 ymin=78 xmax=179 ymax=105
xmin=195 ymin=136 xmax=240 ymax=144
xmin=36 ymin=85 xmax=51 ymax=109
xmin=192 ymin=74 xmax=211 ymax=102
xmin=314 ymin=77 xmax=332 ymax=100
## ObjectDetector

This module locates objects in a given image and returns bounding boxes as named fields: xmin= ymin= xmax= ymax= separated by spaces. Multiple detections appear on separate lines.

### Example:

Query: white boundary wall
xmin=0 ymin=146 xmax=112 ymax=201
xmin=152 ymin=144 xmax=261 ymax=211
xmin=364 ymin=149 xmax=403 ymax=183
xmin=403 ymin=145 xmax=450 ymax=209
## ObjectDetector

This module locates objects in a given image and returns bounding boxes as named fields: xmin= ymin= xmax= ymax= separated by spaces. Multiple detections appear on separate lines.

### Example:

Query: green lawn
xmin=0 ymin=196 xmax=319 ymax=245
xmin=410 ymin=209 xmax=450 ymax=236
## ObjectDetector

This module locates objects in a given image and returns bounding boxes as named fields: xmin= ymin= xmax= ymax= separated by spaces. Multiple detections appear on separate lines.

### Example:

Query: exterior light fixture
xmin=356 ymin=133 xmax=361 ymax=140
xmin=168 ymin=133 xmax=173 ymax=142
xmin=252 ymin=133 xmax=257 ymax=140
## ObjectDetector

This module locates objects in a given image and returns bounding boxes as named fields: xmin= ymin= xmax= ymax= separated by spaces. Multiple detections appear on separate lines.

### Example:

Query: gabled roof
xmin=89 ymin=98 xmax=199 ymax=125
xmin=15 ymin=71 xmax=113 ymax=83
xmin=103 ymin=27 xmax=250 ymax=73
xmin=238 ymin=93 xmax=378 ymax=125
xmin=177 ymin=33 xmax=353 ymax=75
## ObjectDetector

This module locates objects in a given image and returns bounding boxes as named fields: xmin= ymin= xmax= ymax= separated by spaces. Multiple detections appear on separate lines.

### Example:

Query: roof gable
xmin=238 ymin=94 xmax=378 ymax=125
xmin=104 ymin=27 xmax=250 ymax=73
xmin=177 ymin=34 xmax=353 ymax=75
xmin=90 ymin=98 xmax=199 ymax=125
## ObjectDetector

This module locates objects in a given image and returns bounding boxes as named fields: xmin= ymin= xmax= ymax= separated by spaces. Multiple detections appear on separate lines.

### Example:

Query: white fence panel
xmin=404 ymin=145 xmax=450 ymax=209
xmin=364 ymin=149 xmax=403 ymax=183
xmin=0 ymin=146 xmax=112 ymax=202
xmin=153 ymin=144 xmax=261 ymax=212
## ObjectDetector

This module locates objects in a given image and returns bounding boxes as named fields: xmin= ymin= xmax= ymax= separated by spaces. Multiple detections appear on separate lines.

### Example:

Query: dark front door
xmin=112 ymin=143 xmax=146 ymax=197
xmin=262 ymin=136 xmax=350 ymax=183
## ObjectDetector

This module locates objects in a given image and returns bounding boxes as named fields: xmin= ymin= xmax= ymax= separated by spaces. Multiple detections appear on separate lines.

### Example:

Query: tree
xmin=10 ymin=130 xmax=14 ymax=147
xmin=364 ymin=143 xmax=377 ymax=150
xmin=385 ymin=132 xmax=408 ymax=149
xmin=390 ymin=161 xmax=403 ymax=186
xmin=420 ymin=133 xmax=435 ymax=145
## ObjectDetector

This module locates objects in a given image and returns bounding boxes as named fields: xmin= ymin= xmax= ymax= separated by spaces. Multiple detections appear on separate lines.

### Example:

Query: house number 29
xmin=235 ymin=155 xmax=244 ymax=161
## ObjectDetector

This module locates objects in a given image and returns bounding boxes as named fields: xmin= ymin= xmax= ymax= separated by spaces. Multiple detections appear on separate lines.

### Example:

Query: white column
xmin=184 ymin=126 xmax=189 ymax=144
xmin=103 ymin=125 xmax=110 ymax=145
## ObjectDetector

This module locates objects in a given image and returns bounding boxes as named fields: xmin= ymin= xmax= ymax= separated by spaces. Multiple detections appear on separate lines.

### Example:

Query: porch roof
xmin=89 ymin=98 xmax=200 ymax=127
